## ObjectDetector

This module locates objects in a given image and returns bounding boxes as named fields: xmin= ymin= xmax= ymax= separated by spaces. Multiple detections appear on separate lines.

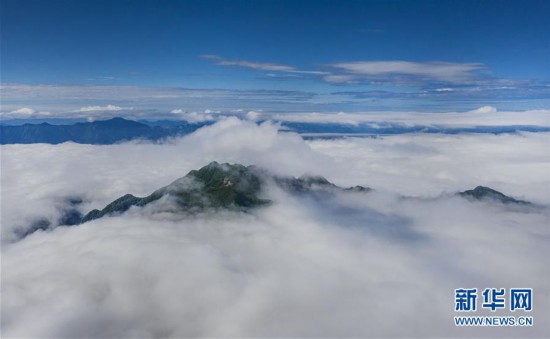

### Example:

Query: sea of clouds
xmin=1 ymin=118 xmax=549 ymax=337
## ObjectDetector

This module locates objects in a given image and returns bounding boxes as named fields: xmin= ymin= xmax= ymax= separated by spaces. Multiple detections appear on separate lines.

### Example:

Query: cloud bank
xmin=1 ymin=119 xmax=549 ymax=337
xmin=272 ymin=108 xmax=550 ymax=127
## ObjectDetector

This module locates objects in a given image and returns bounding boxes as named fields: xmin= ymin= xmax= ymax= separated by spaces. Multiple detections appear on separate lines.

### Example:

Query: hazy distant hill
xmin=0 ymin=117 xmax=208 ymax=144
xmin=2 ymin=117 xmax=549 ymax=144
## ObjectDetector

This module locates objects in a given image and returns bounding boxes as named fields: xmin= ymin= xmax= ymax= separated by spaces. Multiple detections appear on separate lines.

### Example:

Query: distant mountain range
xmin=2 ymin=117 xmax=549 ymax=144
xmin=0 ymin=118 xmax=210 ymax=144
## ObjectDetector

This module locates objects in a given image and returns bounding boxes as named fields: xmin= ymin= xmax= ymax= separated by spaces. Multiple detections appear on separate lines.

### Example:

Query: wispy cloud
xmin=87 ymin=76 xmax=117 ymax=81
xmin=201 ymin=55 xmax=486 ymax=85
xmin=201 ymin=55 xmax=326 ymax=75
xmin=201 ymin=54 xmax=297 ymax=72
xmin=2 ymin=80 xmax=548 ymax=119
xmin=0 ymin=84 xmax=316 ymax=102
xmin=199 ymin=55 xmax=543 ymax=96
xmin=271 ymin=108 xmax=550 ymax=127
xmin=333 ymin=82 xmax=550 ymax=100
xmin=0 ymin=84 xmax=319 ymax=118
xmin=324 ymin=61 xmax=485 ymax=85
xmin=169 ymin=109 xmax=218 ymax=123
xmin=469 ymin=106 xmax=497 ymax=114
xmin=77 ymin=104 xmax=132 ymax=112
xmin=10 ymin=107 xmax=37 ymax=115
xmin=0 ymin=107 xmax=51 ymax=118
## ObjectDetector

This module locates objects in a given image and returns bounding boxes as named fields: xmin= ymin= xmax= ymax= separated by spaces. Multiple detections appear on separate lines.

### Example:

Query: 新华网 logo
xmin=454 ymin=288 xmax=533 ymax=327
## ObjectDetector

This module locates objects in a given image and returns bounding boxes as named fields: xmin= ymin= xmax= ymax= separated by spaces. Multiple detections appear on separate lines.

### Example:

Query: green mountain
xmin=14 ymin=163 xmax=537 ymax=241
xmin=81 ymin=161 xmax=370 ymax=223
xmin=81 ymin=163 xmax=533 ymax=224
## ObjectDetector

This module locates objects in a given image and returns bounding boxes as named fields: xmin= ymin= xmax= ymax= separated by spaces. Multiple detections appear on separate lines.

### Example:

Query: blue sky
xmin=1 ymin=0 xmax=550 ymax=116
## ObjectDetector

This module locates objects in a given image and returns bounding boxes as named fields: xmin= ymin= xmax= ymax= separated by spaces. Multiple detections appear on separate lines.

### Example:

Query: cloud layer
xmin=272 ymin=108 xmax=550 ymax=127
xmin=1 ymin=119 xmax=549 ymax=337
xmin=2 ymin=82 xmax=550 ymax=118
xmin=325 ymin=60 xmax=484 ymax=85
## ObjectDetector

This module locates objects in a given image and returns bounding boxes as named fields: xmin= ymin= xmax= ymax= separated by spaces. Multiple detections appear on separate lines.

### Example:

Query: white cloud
xmin=201 ymin=56 xmax=488 ymax=85
xmin=325 ymin=61 xmax=484 ymax=84
xmin=470 ymin=105 xmax=498 ymax=114
xmin=270 ymin=109 xmax=550 ymax=127
xmin=0 ymin=107 xmax=51 ymax=118
xmin=10 ymin=107 xmax=36 ymax=115
xmin=203 ymin=109 xmax=221 ymax=114
xmin=77 ymin=104 xmax=131 ymax=112
xmin=201 ymin=54 xmax=297 ymax=72
xmin=181 ymin=112 xmax=216 ymax=123
xmin=308 ymin=132 xmax=550 ymax=203
xmin=0 ymin=84 xmax=318 ymax=116
xmin=246 ymin=110 xmax=260 ymax=120
xmin=322 ymin=73 xmax=358 ymax=83
xmin=200 ymin=55 xmax=326 ymax=75
xmin=170 ymin=109 xmax=217 ymax=123
xmin=1 ymin=119 xmax=548 ymax=337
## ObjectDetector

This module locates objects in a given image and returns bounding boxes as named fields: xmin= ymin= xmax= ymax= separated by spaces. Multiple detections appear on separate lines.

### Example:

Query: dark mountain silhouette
xmin=458 ymin=186 xmax=530 ymax=205
xmin=81 ymin=161 xmax=371 ymax=223
xmin=82 ymin=164 xmax=534 ymax=224
xmin=13 ymin=162 xmax=535 ymax=240
xmin=0 ymin=117 xmax=208 ymax=144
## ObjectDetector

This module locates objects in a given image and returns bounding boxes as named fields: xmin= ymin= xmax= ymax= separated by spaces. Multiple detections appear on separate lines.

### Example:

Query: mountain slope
xmin=11 ymin=162 xmax=536 ymax=241
xmin=82 ymin=162 xmax=534 ymax=224
xmin=458 ymin=186 xmax=530 ymax=205
xmin=81 ymin=161 xmax=370 ymax=223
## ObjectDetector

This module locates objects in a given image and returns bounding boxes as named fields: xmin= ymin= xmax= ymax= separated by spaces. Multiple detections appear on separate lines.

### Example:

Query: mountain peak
xmin=186 ymin=162 xmax=257 ymax=188
xmin=80 ymin=162 xmax=372 ymax=223
xmin=91 ymin=117 xmax=148 ymax=128
xmin=459 ymin=186 xmax=528 ymax=205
